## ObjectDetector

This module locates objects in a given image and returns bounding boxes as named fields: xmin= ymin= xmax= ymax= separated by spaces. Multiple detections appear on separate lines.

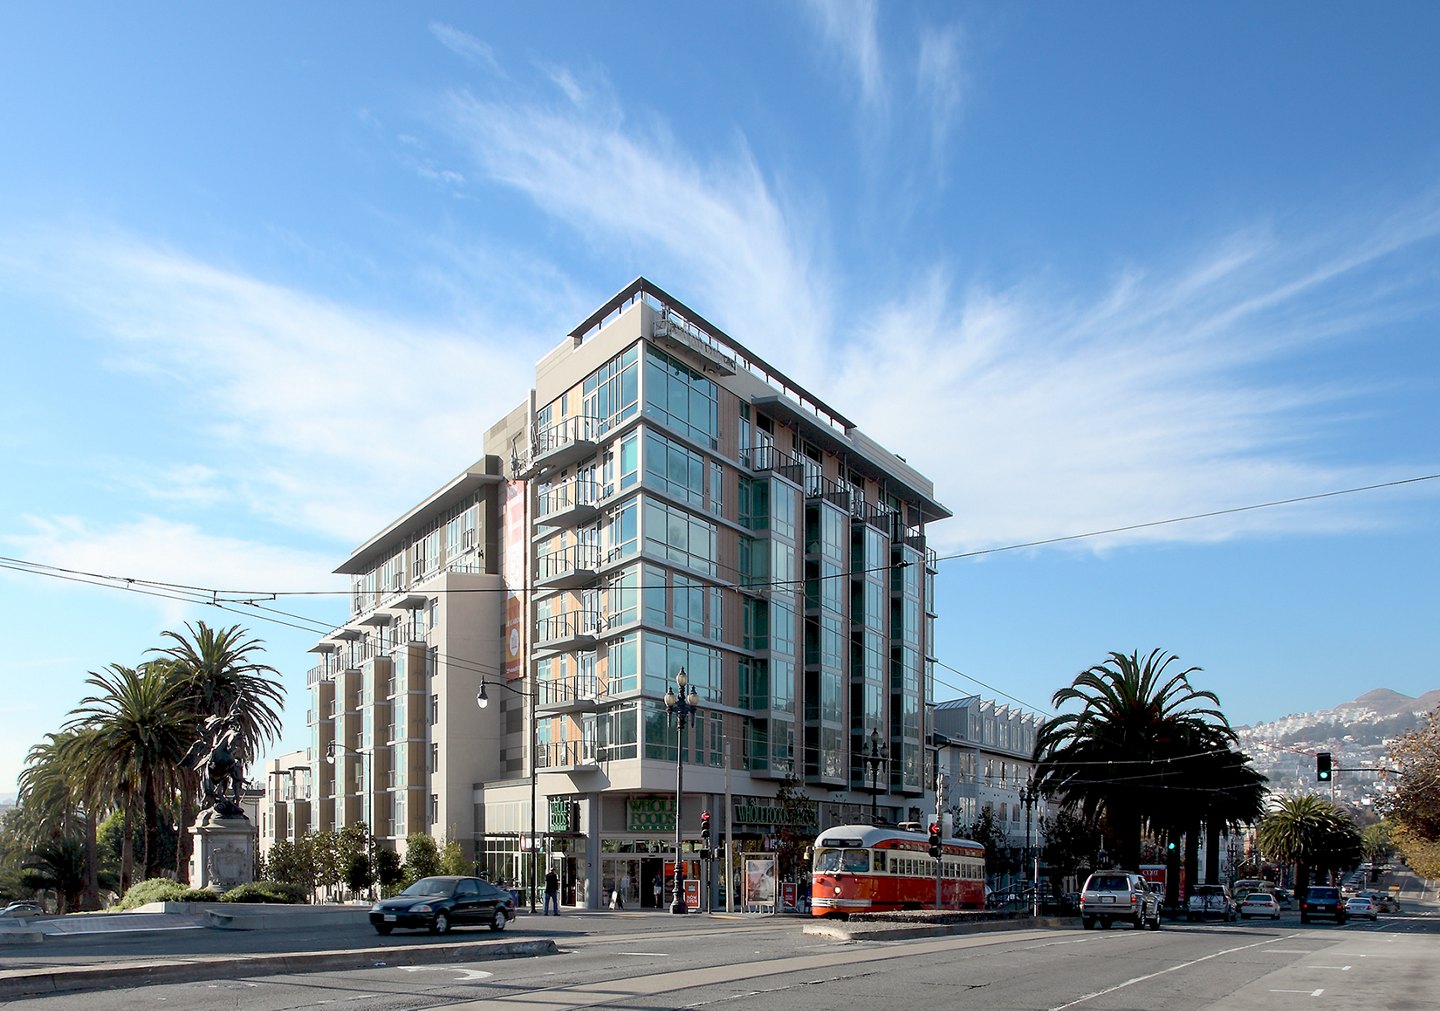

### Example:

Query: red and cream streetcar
xmin=810 ymin=824 xmax=986 ymax=917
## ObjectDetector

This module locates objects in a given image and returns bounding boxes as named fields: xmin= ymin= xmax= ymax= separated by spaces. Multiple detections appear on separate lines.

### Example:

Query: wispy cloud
xmin=438 ymin=85 xmax=833 ymax=373
xmin=429 ymin=22 xmax=502 ymax=75
xmin=828 ymin=208 xmax=1440 ymax=553
xmin=916 ymin=24 xmax=966 ymax=163
xmin=1 ymin=230 xmax=538 ymax=546
xmin=800 ymin=0 xmax=886 ymax=118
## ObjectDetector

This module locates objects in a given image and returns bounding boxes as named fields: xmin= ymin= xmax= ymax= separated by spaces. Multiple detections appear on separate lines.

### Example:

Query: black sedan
xmin=369 ymin=876 xmax=516 ymax=935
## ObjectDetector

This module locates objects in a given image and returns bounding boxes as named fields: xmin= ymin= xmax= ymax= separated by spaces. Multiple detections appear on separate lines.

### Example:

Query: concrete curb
xmin=804 ymin=915 xmax=1072 ymax=942
xmin=0 ymin=937 xmax=558 ymax=999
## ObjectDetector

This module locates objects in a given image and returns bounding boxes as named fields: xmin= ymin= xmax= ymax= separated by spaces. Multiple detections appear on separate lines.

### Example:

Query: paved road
xmin=7 ymin=909 xmax=1436 ymax=1010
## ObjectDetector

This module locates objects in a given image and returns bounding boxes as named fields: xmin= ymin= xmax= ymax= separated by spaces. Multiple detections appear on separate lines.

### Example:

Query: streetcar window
xmin=843 ymin=850 xmax=870 ymax=872
xmin=814 ymin=850 xmax=843 ymax=872
xmin=873 ymin=851 xmax=887 ymax=872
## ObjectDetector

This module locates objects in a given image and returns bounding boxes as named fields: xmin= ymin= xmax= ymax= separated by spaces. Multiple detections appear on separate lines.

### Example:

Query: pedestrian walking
xmin=544 ymin=869 xmax=560 ymax=915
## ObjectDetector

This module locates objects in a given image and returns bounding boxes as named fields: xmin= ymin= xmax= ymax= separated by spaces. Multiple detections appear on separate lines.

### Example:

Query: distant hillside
xmin=1236 ymin=688 xmax=1438 ymax=804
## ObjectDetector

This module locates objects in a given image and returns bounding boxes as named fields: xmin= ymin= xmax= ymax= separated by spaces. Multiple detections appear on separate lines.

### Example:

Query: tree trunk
xmin=82 ymin=806 xmax=100 ymax=910
xmin=1165 ymin=830 xmax=1182 ymax=907
xmin=1184 ymin=822 xmax=1200 ymax=896
xmin=120 ymin=796 xmax=135 ymax=894
xmin=176 ymin=780 xmax=196 ymax=883
xmin=142 ymin=777 xmax=158 ymax=880
xmin=1204 ymin=820 xmax=1222 ymax=885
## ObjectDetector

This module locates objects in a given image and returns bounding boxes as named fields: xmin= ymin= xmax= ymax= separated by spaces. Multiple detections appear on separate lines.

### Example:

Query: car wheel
xmin=1100 ymin=918 xmax=1113 ymax=929
xmin=490 ymin=910 xmax=508 ymax=932
xmin=431 ymin=911 xmax=451 ymax=935
xmin=373 ymin=924 xmax=393 ymax=935
xmin=1150 ymin=909 xmax=1161 ymax=931
xmin=1083 ymin=917 xmax=1096 ymax=930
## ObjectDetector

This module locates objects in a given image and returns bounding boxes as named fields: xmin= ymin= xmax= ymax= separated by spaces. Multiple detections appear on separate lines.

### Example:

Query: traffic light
xmin=1166 ymin=841 xmax=1177 ymax=854
xmin=1317 ymin=752 xmax=1332 ymax=782
xmin=928 ymin=822 xmax=942 ymax=859
xmin=699 ymin=810 xmax=712 ymax=847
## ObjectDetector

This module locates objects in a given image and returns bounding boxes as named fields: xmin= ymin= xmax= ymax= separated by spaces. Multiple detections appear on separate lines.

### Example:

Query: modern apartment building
xmin=932 ymin=696 xmax=1048 ymax=850
xmin=303 ymin=278 xmax=948 ymax=909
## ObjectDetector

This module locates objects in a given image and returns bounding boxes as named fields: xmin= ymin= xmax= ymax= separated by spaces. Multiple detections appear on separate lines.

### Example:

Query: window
xmin=643 ymin=498 xmax=716 ymax=576
xmin=606 ymin=635 xmax=639 ymax=694
xmin=597 ymin=702 xmax=638 ymax=761
xmin=644 ymin=428 xmax=706 ymax=506
xmin=739 ymin=477 xmax=769 ymax=531
xmin=605 ymin=501 xmax=639 ymax=560
xmin=644 ymin=347 xmax=719 ymax=448
xmin=582 ymin=344 xmax=640 ymax=433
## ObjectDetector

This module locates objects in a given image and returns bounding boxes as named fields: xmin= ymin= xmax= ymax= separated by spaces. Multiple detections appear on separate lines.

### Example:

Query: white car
xmin=1343 ymin=894 xmax=1379 ymax=921
xmin=1238 ymin=892 xmax=1280 ymax=920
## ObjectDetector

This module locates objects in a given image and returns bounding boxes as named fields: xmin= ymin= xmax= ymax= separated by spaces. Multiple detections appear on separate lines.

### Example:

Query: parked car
xmin=1343 ymin=894 xmax=1379 ymax=922
xmin=0 ymin=902 xmax=42 ymax=918
xmin=1079 ymin=871 xmax=1162 ymax=931
xmin=369 ymin=876 xmax=515 ymax=935
xmin=1299 ymin=885 xmax=1347 ymax=924
xmin=1270 ymin=888 xmax=1292 ymax=908
xmin=1186 ymin=884 xmax=1237 ymax=922
xmin=1355 ymin=890 xmax=1399 ymax=913
xmin=1238 ymin=892 xmax=1281 ymax=920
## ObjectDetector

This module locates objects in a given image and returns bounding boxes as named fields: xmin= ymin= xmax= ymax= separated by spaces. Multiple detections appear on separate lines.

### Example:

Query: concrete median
xmin=0 ymin=936 xmax=558 ymax=999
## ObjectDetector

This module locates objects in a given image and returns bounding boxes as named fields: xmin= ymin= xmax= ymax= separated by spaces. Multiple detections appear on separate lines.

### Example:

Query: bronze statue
xmin=183 ymin=705 xmax=248 ymax=819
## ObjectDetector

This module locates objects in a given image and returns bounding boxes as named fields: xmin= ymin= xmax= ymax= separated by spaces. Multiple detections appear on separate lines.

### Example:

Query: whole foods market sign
xmin=626 ymin=796 xmax=676 ymax=832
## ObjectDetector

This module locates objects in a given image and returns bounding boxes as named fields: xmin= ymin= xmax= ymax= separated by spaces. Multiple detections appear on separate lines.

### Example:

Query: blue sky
xmin=2 ymin=2 xmax=1438 ymax=798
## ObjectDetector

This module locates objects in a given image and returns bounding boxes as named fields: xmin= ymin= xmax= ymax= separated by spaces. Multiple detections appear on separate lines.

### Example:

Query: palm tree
xmin=66 ymin=662 xmax=194 ymax=885
xmin=152 ymin=622 xmax=285 ymax=879
xmin=1257 ymin=794 xmax=1361 ymax=899
xmin=21 ymin=838 xmax=89 ymax=914
xmin=1034 ymin=649 xmax=1237 ymax=870
xmin=153 ymin=621 xmax=285 ymax=745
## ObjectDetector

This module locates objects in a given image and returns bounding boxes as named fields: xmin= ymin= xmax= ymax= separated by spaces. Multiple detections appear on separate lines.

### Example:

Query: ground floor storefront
xmin=476 ymin=786 xmax=839 ymax=910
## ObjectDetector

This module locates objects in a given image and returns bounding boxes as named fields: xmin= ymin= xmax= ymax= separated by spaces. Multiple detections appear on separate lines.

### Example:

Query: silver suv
xmin=1080 ymin=870 xmax=1162 ymax=930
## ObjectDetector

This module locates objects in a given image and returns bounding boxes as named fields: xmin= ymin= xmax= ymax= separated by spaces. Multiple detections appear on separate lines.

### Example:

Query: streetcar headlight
xmin=834 ymin=886 xmax=841 ymax=895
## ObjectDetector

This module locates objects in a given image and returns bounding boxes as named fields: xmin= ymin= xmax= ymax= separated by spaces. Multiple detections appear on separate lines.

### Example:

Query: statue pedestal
xmin=190 ymin=812 xmax=257 ymax=891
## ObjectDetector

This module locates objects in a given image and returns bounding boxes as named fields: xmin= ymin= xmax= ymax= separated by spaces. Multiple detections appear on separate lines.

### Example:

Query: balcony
xmin=524 ymin=416 xmax=601 ymax=477
xmin=534 ymin=610 xmax=600 ymax=654
xmin=535 ymin=543 xmax=600 ymax=591
xmin=536 ymin=739 xmax=599 ymax=772
xmin=536 ymin=476 xmax=600 ymax=528
xmin=536 ymin=673 xmax=603 ymax=714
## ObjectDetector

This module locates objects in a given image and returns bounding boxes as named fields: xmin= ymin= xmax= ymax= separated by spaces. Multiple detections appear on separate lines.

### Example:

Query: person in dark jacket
xmin=544 ymin=869 xmax=560 ymax=915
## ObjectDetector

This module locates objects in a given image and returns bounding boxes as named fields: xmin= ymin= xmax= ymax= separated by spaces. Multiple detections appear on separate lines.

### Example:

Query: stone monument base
xmin=190 ymin=812 xmax=257 ymax=892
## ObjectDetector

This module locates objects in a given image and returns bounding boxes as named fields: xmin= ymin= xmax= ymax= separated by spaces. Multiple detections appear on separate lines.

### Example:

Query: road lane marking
xmin=1310 ymin=965 xmax=1351 ymax=970
xmin=1269 ymin=989 xmax=1324 ymax=996
xmin=1048 ymin=937 xmax=1283 ymax=1011
xmin=617 ymin=952 xmax=672 ymax=957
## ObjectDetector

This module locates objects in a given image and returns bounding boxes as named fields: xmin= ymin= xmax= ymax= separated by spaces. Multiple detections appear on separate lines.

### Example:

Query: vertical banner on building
xmin=503 ymin=478 xmax=527 ymax=681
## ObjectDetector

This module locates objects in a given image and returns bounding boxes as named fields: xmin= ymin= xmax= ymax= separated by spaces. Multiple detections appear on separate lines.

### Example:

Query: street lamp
xmin=1019 ymin=778 xmax=1041 ymax=917
xmin=324 ymin=741 xmax=375 ymax=900
xmin=477 ymin=677 xmax=539 ymax=915
xmin=863 ymin=728 xmax=888 ymax=825
xmin=664 ymin=668 xmax=701 ymax=915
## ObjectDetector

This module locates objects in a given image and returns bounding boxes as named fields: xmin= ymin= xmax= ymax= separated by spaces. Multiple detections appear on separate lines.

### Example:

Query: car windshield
xmin=401 ymin=877 xmax=458 ymax=897
xmin=1245 ymin=893 xmax=1272 ymax=902
xmin=1087 ymin=875 xmax=1130 ymax=891
xmin=1309 ymin=887 xmax=1338 ymax=899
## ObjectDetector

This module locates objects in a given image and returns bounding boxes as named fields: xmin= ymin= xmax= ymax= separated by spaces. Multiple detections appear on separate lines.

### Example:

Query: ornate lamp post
xmin=664 ymin=668 xmax=701 ymax=914
xmin=478 ymin=677 xmax=539 ymax=914
xmin=863 ymin=728 xmax=888 ymax=825
xmin=1019 ymin=778 xmax=1041 ymax=916
xmin=324 ymin=741 xmax=375 ymax=899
